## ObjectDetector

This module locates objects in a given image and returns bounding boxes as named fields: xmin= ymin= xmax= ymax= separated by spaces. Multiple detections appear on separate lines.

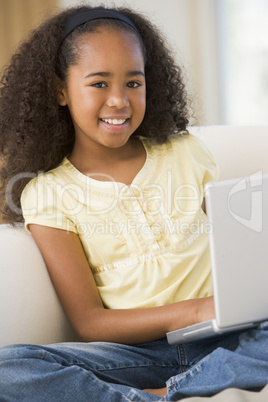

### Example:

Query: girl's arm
xmin=30 ymin=224 xmax=214 ymax=345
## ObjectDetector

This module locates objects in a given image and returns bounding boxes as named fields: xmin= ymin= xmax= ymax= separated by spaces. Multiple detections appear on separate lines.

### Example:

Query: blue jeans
xmin=0 ymin=322 xmax=267 ymax=401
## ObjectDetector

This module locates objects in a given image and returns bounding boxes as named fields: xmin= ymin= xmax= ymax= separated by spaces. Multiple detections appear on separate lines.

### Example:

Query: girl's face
xmin=58 ymin=27 xmax=146 ymax=151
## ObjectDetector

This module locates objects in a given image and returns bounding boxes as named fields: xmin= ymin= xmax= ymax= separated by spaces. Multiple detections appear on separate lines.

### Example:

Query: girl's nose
xmin=106 ymin=88 xmax=130 ymax=108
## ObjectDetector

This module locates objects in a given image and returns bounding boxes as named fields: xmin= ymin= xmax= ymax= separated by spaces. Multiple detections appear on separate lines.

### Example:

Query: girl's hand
xmin=165 ymin=296 xmax=215 ymax=335
xmin=196 ymin=296 xmax=215 ymax=323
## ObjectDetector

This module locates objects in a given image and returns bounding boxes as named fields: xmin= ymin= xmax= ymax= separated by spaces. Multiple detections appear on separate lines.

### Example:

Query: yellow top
xmin=21 ymin=134 xmax=219 ymax=309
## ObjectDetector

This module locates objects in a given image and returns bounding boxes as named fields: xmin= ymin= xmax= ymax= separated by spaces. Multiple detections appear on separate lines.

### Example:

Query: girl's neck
xmin=68 ymin=137 xmax=146 ymax=185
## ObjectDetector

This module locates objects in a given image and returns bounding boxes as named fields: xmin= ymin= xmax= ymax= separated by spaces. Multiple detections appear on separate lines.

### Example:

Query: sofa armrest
xmin=0 ymin=224 xmax=77 ymax=347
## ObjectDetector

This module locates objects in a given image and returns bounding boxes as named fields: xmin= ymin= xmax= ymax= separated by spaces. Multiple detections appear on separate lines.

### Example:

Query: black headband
xmin=61 ymin=8 xmax=139 ymax=44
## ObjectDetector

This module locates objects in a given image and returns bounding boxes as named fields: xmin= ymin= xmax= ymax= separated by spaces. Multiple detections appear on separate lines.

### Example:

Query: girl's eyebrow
xmin=126 ymin=70 xmax=145 ymax=77
xmin=84 ymin=71 xmax=145 ymax=79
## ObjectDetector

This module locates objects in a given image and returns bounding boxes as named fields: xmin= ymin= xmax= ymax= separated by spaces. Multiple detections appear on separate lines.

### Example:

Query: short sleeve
xmin=21 ymin=173 xmax=78 ymax=234
xmin=185 ymin=134 xmax=219 ymax=197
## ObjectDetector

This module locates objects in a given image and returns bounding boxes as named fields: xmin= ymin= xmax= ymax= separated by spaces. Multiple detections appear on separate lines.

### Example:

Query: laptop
xmin=167 ymin=171 xmax=268 ymax=345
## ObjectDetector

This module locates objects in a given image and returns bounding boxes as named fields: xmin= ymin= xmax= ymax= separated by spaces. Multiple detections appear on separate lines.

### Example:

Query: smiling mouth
xmin=100 ymin=118 xmax=128 ymax=125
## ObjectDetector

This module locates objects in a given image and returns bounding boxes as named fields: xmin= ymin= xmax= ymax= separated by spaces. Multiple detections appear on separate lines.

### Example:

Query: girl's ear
xmin=54 ymin=77 xmax=68 ymax=106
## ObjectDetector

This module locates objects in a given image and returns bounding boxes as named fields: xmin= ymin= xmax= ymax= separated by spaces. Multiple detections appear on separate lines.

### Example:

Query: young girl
xmin=0 ymin=5 xmax=267 ymax=401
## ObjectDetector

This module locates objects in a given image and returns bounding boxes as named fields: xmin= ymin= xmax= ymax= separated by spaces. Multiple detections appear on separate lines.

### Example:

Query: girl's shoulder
xmin=155 ymin=132 xmax=219 ymax=179
xmin=168 ymin=132 xmax=216 ymax=161
xmin=21 ymin=158 xmax=69 ymax=199
xmin=140 ymin=132 xmax=214 ymax=159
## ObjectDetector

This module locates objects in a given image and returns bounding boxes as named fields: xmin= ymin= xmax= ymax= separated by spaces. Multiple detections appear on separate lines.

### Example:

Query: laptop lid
xmin=205 ymin=171 xmax=268 ymax=329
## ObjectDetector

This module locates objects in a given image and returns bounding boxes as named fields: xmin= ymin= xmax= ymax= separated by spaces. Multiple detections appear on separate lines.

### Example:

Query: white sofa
xmin=1 ymin=125 xmax=268 ymax=401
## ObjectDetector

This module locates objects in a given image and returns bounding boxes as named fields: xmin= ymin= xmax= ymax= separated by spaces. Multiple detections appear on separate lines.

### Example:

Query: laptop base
xmin=167 ymin=319 xmax=260 ymax=345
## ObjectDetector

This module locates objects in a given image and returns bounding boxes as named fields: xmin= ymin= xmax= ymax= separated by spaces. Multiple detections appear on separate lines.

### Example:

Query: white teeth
xmin=102 ymin=118 xmax=127 ymax=125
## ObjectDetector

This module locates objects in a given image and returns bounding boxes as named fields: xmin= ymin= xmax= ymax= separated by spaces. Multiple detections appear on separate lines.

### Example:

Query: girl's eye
xmin=91 ymin=82 xmax=107 ymax=88
xmin=127 ymin=81 xmax=141 ymax=88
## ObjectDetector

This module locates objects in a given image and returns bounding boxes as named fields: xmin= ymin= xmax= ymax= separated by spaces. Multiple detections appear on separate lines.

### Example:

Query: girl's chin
xmin=98 ymin=130 xmax=134 ymax=149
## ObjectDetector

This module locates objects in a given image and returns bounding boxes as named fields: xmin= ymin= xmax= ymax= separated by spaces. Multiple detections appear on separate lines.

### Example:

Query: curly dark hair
xmin=0 ymin=4 xmax=192 ymax=223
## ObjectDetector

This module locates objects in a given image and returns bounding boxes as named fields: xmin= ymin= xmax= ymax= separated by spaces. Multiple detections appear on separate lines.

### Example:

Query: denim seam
xmin=178 ymin=344 xmax=188 ymax=373
xmin=98 ymin=363 xmax=180 ymax=372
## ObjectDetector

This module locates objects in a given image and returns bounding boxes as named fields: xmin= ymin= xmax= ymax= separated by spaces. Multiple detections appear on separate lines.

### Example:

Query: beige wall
xmin=0 ymin=0 xmax=58 ymax=71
